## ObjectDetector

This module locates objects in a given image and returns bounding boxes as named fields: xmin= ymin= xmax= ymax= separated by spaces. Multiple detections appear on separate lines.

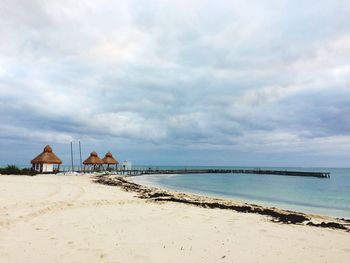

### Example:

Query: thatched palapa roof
xmin=83 ymin=151 xmax=104 ymax=165
xmin=102 ymin=152 xmax=119 ymax=165
xmin=31 ymin=145 xmax=62 ymax=164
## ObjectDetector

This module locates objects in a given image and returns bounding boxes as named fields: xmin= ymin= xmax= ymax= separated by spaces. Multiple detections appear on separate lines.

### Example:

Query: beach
xmin=0 ymin=174 xmax=349 ymax=263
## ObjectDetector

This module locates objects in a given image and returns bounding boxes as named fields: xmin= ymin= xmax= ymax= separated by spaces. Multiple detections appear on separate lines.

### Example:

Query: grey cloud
xmin=1 ymin=0 xmax=350 ymax=166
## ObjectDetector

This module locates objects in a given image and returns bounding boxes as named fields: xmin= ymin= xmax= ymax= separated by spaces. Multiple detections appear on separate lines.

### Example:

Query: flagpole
xmin=79 ymin=141 xmax=82 ymax=172
xmin=70 ymin=141 xmax=74 ymax=172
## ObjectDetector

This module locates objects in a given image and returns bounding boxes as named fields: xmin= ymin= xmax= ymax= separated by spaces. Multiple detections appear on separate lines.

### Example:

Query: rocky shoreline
xmin=93 ymin=174 xmax=350 ymax=232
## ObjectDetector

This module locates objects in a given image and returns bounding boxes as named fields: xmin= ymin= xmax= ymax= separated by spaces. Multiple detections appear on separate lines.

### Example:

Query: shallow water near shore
xmin=132 ymin=167 xmax=350 ymax=219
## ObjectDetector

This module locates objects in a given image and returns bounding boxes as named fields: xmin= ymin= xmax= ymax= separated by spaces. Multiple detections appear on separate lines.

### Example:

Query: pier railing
xmin=114 ymin=169 xmax=330 ymax=178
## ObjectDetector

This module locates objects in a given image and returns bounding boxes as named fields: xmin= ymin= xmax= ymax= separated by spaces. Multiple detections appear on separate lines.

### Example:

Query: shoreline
xmin=131 ymin=173 xmax=350 ymax=219
xmin=94 ymin=174 xmax=350 ymax=232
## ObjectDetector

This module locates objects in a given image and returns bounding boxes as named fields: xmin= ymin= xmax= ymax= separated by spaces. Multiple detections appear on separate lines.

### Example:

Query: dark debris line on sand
xmin=93 ymin=175 xmax=350 ymax=232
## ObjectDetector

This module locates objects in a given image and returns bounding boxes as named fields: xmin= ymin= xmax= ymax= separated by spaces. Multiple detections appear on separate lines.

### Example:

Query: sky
xmin=0 ymin=0 xmax=349 ymax=167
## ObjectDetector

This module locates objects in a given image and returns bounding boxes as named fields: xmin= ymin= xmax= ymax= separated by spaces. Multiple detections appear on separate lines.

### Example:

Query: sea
xmin=131 ymin=166 xmax=350 ymax=219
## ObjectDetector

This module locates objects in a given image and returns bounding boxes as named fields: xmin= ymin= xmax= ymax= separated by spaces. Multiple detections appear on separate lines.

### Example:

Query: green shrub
xmin=0 ymin=165 xmax=36 ymax=176
xmin=21 ymin=168 xmax=37 ymax=176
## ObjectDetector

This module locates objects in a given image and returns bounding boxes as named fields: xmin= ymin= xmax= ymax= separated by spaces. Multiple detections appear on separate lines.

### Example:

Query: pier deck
xmin=117 ymin=169 xmax=330 ymax=178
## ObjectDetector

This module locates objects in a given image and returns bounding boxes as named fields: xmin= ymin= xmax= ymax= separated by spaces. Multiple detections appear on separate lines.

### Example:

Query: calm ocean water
xmin=132 ymin=166 xmax=350 ymax=219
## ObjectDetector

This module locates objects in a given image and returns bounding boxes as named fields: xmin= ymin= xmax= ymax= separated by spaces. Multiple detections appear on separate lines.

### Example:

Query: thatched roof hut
xmin=83 ymin=151 xmax=104 ymax=165
xmin=102 ymin=152 xmax=119 ymax=165
xmin=31 ymin=145 xmax=62 ymax=164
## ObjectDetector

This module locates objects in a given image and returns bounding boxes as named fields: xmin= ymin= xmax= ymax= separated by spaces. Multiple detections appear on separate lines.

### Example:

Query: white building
xmin=31 ymin=145 xmax=62 ymax=173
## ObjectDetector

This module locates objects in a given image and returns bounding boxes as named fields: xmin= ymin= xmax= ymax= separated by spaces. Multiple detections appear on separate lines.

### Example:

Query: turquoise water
xmin=132 ymin=167 xmax=350 ymax=219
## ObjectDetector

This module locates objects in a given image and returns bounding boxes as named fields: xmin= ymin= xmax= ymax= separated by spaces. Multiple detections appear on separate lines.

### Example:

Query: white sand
xmin=0 ymin=175 xmax=349 ymax=263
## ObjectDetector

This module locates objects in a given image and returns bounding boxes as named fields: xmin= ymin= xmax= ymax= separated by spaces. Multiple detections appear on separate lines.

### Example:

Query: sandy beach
xmin=0 ymin=174 xmax=349 ymax=263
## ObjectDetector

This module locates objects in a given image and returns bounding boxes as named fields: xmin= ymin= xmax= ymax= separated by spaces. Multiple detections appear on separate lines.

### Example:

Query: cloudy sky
xmin=0 ymin=0 xmax=349 ymax=167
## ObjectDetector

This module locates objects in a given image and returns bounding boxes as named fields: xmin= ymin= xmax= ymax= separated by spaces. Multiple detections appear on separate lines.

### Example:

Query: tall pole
xmin=70 ymin=141 xmax=74 ymax=172
xmin=79 ymin=141 xmax=82 ymax=172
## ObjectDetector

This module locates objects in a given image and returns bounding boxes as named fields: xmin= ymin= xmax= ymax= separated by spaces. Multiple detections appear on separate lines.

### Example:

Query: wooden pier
xmin=116 ymin=168 xmax=330 ymax=178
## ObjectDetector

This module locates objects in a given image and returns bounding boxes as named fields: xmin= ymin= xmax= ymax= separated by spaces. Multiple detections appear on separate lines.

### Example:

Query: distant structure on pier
xmin=102 ymin=152 xmax=119 ymax=170
xmin=122 ymin=160 xmax=132 ymax=171
xmin=31 ymin=145 xmax=62 ymax=173
xmin=83 ymin=151 xmax=104 ymax=171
